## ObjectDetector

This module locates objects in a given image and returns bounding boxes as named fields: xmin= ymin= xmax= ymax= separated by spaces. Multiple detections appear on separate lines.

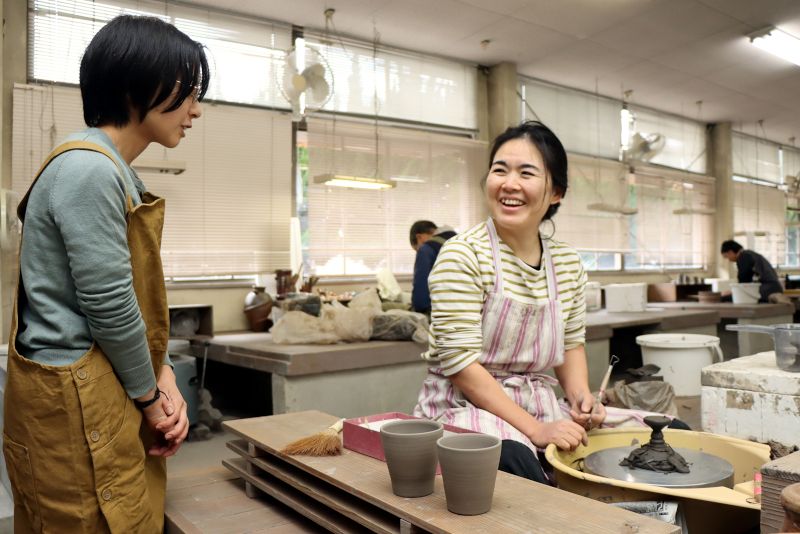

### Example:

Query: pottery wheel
xmin=583 ymin=446 xmax=735 ymax=489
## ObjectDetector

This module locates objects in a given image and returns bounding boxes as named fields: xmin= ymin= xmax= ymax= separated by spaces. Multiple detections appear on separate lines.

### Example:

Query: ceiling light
xmin=132 ymin=159 xmax=186 ymax=175
xmin=748 ymin=26 xmax=800 ymax=67
xmin=314 ymin=174 xmax=396 ymax=190
xmin=672 ymin=207 xmax=716 ymax=215
xmin=587 ymin=202 xmax=638 ymax=215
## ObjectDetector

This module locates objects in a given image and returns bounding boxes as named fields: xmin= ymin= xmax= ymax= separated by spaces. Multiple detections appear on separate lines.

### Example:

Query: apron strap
xmin=541 ymin=238 xmax=558 ymax=301
xmin=485 ymin=218 xmax=504 ymax=293
xmin=17 ymin=140 xmax=130 ymax=221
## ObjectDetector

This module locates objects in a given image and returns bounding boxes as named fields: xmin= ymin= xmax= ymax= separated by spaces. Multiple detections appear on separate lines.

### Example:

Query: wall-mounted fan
xmin=277 ymin=39 xmax=334 ymax=122
xmin=623 ymin=132 xmax=665 ymax=164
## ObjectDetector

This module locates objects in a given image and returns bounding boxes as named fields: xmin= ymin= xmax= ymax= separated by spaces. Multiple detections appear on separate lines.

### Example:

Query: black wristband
xmin=134 ymin=387 xmax=161 ymax=409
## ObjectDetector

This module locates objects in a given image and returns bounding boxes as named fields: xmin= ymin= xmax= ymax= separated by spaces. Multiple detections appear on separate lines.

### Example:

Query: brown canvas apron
xmin=3 ymin=141 xmax=169 ymax=533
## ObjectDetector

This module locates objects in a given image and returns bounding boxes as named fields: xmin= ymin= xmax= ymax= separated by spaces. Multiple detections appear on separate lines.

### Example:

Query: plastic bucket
xmin=636 ymin=333 xmax=723 ymax=396
xmin=603 ymin=283 xmax=647 ymax=312
xmin=730 ymin=283 xmax=760 ymax=304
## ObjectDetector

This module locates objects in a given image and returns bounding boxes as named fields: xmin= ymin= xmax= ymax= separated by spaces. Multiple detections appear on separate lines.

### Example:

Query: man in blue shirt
xmin=410 ymin=220 xmax=456 ymax=315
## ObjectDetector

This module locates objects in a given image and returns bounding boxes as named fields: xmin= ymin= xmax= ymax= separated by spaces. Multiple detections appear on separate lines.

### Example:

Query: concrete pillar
xmin=486 ymin=62 xmax=518 ymax=142
xmin=2 ymin=0 xmax=27 ymax=338
xmin=709 ymin=122 xmax=734 ymax=279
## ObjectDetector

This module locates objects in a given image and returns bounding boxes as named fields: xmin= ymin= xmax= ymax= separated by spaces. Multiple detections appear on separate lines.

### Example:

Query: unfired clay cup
xmin=437 ymin=433 xmax=502 ymax=515
xmin=380 ymin=419 xmax=443 ymax=497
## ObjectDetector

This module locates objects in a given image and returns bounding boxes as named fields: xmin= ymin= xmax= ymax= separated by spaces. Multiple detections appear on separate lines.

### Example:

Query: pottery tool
xmin=280 ymin=419 xmax=344 ymax=456
xmin=586 ymin=355 xmax=619 ymax=429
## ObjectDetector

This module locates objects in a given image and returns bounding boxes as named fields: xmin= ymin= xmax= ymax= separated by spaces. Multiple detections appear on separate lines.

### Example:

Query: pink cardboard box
xmin=343 ymin=412 xmax=475 ymax=473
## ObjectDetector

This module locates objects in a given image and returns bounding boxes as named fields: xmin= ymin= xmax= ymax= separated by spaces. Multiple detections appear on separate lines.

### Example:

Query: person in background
xmin=721 ymin=240 xmax=789 ymax=303
xmin=410 ymin=220 xmax=457 ymax=315
xmin=413 ymin=121 xmax=687 ymax=485
xmin=3 ymin=16 xmax=208 ymax=532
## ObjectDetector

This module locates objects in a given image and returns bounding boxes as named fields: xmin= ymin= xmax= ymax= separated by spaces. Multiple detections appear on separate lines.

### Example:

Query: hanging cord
xmin=372 ymin=26 xmax=381 ymax=178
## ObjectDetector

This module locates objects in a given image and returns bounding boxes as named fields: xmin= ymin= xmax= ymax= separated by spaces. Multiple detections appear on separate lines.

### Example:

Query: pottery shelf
xmin=221 ymin=411 xmax=679 ymax=534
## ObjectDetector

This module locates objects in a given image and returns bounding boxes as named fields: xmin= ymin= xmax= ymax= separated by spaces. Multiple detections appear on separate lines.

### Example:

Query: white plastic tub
xmin=730 ymin=282 xmax=760 ymax=304
xmin=603 ymin=283 xmax=647 ymax=312
xmin=636 ymin=333 xmax=723 ymax=396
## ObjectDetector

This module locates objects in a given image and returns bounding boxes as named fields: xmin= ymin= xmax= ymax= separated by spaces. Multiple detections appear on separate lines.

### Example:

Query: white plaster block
xmin=701 ymin=386 xmax=800 ymax=446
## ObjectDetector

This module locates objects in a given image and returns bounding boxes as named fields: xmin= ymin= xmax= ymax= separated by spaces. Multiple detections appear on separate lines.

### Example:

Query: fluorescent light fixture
xmin=132 ymin=159 xmax=186 ymax=175
xmin=748 ymin=26 xmax=800 ymax=66
xmin=673 ymin=207 xmax=716 ymax=215
xmin=314 ymin=173 xmax=396 ymax=190
xmin=587 ymin=202 xmax=638 ymax=215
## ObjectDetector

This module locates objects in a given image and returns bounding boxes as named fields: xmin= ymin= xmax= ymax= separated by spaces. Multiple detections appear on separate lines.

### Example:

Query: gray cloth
xmin=17 ymin=128 xmax=167 ymax=398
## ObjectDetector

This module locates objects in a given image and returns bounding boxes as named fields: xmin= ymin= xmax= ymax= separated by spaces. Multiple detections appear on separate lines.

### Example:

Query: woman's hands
xmin=568 ymin=393 xmax=607 ymax=431
xmin=527 ymin=419 xmax=588 ymax=451
xmin=140 ymin=365 xmax=189 ymax=457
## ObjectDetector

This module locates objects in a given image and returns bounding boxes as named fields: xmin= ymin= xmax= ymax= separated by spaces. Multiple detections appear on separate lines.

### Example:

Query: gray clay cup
xmin=380 ymin=419 xmax=443 ymax=497
xmin=437 ymin=433 xmax=502 ymax=515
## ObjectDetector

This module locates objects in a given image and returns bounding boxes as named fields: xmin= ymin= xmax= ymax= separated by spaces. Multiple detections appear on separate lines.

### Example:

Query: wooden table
xmin=191 ymin=334 xmax=428 ymax=418
xmin=221 ymin=411 xmax=679 ymax=534
xmin=165 ymin=467 xmax=318 ymax=533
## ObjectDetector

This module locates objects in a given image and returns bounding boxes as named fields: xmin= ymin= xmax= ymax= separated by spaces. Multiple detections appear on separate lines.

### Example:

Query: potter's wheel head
xmin=583 ymin=446 xmax=734 ymax=489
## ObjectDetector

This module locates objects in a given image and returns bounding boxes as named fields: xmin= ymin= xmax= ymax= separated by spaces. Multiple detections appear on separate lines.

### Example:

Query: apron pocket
xmin=2 ymin=434 xmax=42 ymax=531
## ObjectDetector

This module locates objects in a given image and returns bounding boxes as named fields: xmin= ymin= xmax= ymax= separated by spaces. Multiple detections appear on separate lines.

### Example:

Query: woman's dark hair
xmin=487 ymin=120 xmax=568 ymax=221
xmin=80 ymin=15 xmax=210 ymax=127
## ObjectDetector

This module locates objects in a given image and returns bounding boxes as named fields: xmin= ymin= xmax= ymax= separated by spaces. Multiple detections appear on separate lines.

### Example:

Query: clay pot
xmin=380 ymin=420 xmax=443 ymax=497
xmin=698 ymin=291 xmax=721 ymax=303
xmin=437 ymin=433 xmax=501 ymax=515
xmin=244 ymin=286 xmax=273 ymax=332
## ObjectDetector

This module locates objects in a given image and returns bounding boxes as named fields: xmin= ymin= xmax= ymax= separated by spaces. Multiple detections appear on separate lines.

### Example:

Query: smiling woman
xmin=413 ymin=121 xmax=688 ymax=485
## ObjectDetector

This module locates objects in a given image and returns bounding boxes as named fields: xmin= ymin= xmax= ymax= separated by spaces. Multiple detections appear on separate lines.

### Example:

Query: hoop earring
xmin=539 ymin=218 xmax=556 ymax=240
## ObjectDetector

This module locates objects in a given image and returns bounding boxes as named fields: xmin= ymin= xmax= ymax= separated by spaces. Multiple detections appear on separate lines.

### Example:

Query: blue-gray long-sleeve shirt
xmin=16 ymin=128 xmax=167 ymax=398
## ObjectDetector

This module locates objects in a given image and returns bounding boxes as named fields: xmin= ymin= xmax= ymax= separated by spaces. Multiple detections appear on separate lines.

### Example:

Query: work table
xmin=652 ymin=301 xmax=794 ymax=319
xmin=585 ymin=307 xmax=720 ymax=340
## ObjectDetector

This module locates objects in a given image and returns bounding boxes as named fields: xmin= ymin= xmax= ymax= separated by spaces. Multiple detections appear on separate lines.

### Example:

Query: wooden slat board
xmin=165 ymin=466 xmax=318 ymax=533
xmin=223 ymin=411 xmax=680 ymax=534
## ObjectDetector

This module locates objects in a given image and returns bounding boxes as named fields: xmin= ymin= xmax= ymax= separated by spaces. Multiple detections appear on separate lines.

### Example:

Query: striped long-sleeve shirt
xmin=427 ymin=221 xmax=587 ymax=376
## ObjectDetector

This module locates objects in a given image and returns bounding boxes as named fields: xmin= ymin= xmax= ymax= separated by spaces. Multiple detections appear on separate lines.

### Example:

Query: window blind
xmin=28 ymin=0 xmax=292 ymax=109
xmin=552 ymin=154 xmax=714 ymax=270
xmin=303 ymin=32 xmax=478 ymax=130
xmin=629 ymin=106 xmax=706 ymax=174
xmin=520 ymin=78 xmax=622 ymax=160
xmin=732 ymin=132 xmax=782 ymax=184
xmin=12 ymin=84 xmax=292 ymax=276
xmin=304 ymin=118 xmax=486 ymax=276
xmin=733 ymin=180 xmax=787 ymax=266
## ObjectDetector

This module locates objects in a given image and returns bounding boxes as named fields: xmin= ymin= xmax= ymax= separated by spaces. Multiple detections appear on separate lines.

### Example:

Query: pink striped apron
xmin=413 ymin=218 xmax=653 ymax=454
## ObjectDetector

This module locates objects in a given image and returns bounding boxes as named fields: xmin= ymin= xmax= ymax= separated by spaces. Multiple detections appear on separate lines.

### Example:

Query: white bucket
xmin=636 ymin=333 xmax=724 ymax=396
xmin=603 ymin=283 xmax=647 ymax=312
xmin=730 ymin=282 xmax=760 ymax=304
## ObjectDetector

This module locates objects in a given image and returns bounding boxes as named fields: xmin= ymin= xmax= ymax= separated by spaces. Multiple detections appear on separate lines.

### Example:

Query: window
xmin=28 ymin=0 xmax=292 ymax=108
xmin=520 ymin=78 xmax=621 ymax=160
xmin=303 ymin=118 xmax=486 ymax=276
xmin=12 ymin=84 xmax=293 ymax=277
xmin=733 ymin=180 xmax=787 ymax=267
xmin=732 ymin=132 xmax=782 ymax=184
xmin=303 ymin=32 xmax=478 ymax=130
xmin=787 ymin=196 xmax=800 ymax=267
xmin=628 ymin=106 xmax=707 ymax=174
xmin=553 ymin=155 xmax=714 ymax=271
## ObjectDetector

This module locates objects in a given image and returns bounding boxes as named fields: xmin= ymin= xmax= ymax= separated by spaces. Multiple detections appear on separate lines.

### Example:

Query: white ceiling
xmin=191 ymin=0 xmax=800 ymax=144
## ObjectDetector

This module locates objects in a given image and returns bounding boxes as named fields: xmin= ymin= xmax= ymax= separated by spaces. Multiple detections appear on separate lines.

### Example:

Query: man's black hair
xmin=410 ymin=220 xmax=438 ymax=247
xmin=80 ymin=15 xmax=210 ymax=127
xmin=487 ymin=120 xmax=568 ymax=221
xmin=721 ymin=240 xmax=743 ymax=254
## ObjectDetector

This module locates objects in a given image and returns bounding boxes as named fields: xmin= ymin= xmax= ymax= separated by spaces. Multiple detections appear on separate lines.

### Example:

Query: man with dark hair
xmin=410 ymin=220 xmax=456 ymax=315
xmin=721 ymin=239 xmax=787 ymax=303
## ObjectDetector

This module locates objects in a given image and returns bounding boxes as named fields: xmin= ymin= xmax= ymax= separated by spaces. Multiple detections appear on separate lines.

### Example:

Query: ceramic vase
xmin=437 ymin=433 xmax=501 ymax=515
xmin=380 ymin=419 xmax=443 ymax=497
